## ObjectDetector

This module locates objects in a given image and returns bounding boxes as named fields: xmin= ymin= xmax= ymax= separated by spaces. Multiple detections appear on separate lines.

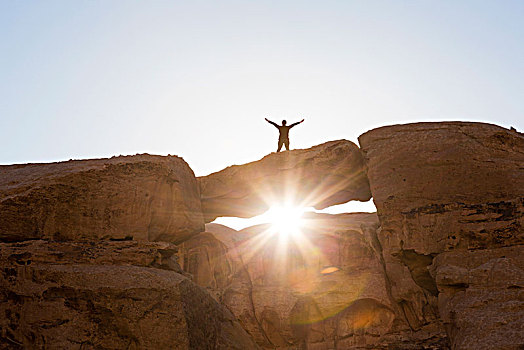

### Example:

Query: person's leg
xmin=284 ymin=139 xmax=290 ymax=151
xmin=277 ymin=139 xmax=283 ymax=152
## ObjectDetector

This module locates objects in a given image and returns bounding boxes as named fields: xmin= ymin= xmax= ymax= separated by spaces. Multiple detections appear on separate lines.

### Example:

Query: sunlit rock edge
xmin=198 ymin=140 xmax=372 ymax=223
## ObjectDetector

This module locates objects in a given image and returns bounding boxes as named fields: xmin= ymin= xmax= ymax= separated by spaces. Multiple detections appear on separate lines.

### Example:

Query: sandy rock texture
xmin=431 ymin=246 xmax=524 ymax=350
xmin=0 ymin=240 xmax=258 ymax=349
xmin=359 ymin=122 xmax=523 ymax=252
xmin=0 ymin=155 xmax=204 ymax=243
xmin=178 ymin=213 xmax=448 ymax=349
xmin=359 ymin=122 xmax=524 ymax=350
xmin=198 ymin=140 xmax=371 ymax=222
xmin=1 ymin=121 xmax=522 ymax=349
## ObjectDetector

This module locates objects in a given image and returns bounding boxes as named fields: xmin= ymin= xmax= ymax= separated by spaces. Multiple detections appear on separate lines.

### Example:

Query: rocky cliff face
xmin=178 ymin=213 xmax=408 ymax=349
xmin=359 ymin=122 xmax=524 ymax=350
xmin=178 ymin=214 xmax=449 ymax=349
xmin=0 ymin=155 xmax=204 ymax=243
xmin=198 ymin=140 xmax=372 ymax=222
xmin=0 ymin=155 xmax=257 ymax=349
xmin=0 ymin=240 xmax=258 ymax=349
xmin=178 ymin=122 xmax=522 ymax=349
xmin=1 ymin=122 xmax=522 ymax=349
xmin=358 ymin=122 xmax=523 ymax=252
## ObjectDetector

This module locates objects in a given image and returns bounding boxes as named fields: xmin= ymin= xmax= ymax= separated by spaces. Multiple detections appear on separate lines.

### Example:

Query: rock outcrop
xmin=359 ymin=122 xmax=523 ymax=252
xmin=0 ymin=155 xmax=257 ymax=348
xmin=0 ymin=155 xmax=204 ymax=243
xmin=359 ymin=122 xmax=524 ymax=350
xmin=0 ymin=240 xmax=258 ymax=349
xmin=431 ymin=246 xmax=524 ymax=350
xmin=1 ymin=121 xmax=522 ymax=349
xmin=178 ymin=213 xmax=448 ymax=349
xmin=198 ymin=140 xmax=371 ymax=222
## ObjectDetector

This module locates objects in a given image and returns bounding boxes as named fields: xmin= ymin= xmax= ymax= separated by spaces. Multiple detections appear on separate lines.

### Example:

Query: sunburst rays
xmin=212 ymin=167 xmax=373 ymax=325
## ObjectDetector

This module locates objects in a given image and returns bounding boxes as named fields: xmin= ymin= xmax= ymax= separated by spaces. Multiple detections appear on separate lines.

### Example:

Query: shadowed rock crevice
xmin=397 ymin=249 xmax=438 ymax=296
xmin=238 ymin=252 xmax=275 ymax=348
xmin=367 ymin=226 xmax=402 ymax=315
xmin=367 ymin=223 xmax=448 ymax=345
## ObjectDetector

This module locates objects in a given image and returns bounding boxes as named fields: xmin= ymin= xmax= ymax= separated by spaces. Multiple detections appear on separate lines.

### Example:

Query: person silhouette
xmin=265 ymin=118 xmax=305 ymax=152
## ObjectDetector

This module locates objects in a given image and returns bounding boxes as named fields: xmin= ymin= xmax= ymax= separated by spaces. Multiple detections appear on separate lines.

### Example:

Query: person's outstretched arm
xmin=289 ymin=119 xmax=305 ymax=128
xmin=265 ymin=118 xmax=279 ymax=128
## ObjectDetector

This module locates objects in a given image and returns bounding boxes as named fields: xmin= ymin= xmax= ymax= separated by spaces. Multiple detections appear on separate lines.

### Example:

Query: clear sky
xmin=1 ymin=1 xmax=523 ymax=177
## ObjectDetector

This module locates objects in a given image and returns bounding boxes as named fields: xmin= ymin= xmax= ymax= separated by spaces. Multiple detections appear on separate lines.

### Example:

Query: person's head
xmin=282 ymin=120 xmax=287 ymax=126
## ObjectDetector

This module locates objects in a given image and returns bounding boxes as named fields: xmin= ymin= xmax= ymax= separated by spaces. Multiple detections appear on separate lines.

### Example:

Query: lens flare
xmin=320 ymin=266 xmax=340 ymax=275
xmin=265 ymin=205 xmax=305 ymax=237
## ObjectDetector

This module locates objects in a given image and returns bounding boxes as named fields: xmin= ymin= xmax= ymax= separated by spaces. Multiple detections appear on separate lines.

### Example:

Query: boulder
xmin=198 ymin=140 xmax=371 ymax=222
xmin=358 ymin=122 xmax=524 ymax=253
xmin=0 ymin=155 xmax=204 ymax=243
xmin=0 ymin=240 xmax=258 ymax=349
xmin=359 ymin=122 xmax=524 ymax=349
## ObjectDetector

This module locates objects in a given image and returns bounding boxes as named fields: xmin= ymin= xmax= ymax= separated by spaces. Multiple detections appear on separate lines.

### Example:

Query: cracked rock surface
xmin=0 ymin=240 xmax=258 ymax=349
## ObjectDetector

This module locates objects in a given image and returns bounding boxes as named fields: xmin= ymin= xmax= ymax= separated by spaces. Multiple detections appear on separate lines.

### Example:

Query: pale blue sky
xmin=1 ymin=1 xmax=523 ymax=177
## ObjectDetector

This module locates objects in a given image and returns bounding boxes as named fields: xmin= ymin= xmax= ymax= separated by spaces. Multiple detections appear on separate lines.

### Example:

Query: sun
xmin=264 ymin=205 xmax=305 ymax=237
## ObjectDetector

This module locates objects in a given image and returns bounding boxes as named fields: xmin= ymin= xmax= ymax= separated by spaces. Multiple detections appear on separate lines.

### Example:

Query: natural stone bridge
xmin=198 ymin=139 xmax=371 ymax=222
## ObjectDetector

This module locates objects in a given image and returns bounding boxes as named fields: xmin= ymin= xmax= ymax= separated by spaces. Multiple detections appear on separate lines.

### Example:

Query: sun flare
xmin=264 ymin=205 xmax=305 ymax=237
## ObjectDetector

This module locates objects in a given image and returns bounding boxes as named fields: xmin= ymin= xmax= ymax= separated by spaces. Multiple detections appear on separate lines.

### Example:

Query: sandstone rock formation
xmin=1 ymin=121 xmax=522 ymax=349
xmin=0 ymin=240 xmax=258 ymax=349
xmin=178 ymin=213 xmax=449 ymax=349
xmin=359 ymin=122 xmax=523 ymax=252
xmin=198 ymin=140 xmax=371 ymax=222
xmin=0 ymin=155 xmax=204 ymax=243
xmin=431 ymin=246 xmax=524 ymax=350
xmin=359 ymin=122 xmax=524 ymax=350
